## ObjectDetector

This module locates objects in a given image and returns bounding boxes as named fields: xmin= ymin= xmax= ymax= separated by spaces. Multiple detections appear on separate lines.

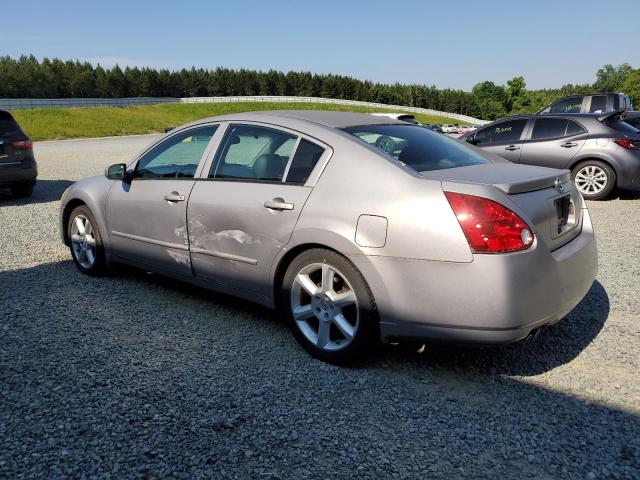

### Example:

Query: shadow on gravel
xmin=0 ymin=179 xmax=74 ymax=206
xmin=617 ymin=189 xmax=640 ymax=200
xmin=0 ymin=263 xmax=637 ymax=479
xmin=383 ymin=280 xmax=610 ymax=376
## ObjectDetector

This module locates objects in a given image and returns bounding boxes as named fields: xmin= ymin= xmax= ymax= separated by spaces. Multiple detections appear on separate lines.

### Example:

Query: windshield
xmin=342 ymin=124 xmax=491 ymax=173
xmin=0 ymin=111 xmax=19 ymax=135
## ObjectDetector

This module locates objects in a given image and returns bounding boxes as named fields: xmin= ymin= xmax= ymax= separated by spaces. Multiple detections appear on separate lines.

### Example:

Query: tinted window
xmin=589 ymin=95 xmax=607 ymax=113
xmin=135 ymin=125 xmax=217 ymax=179
xmin=342 ymin=124 xmax=490 ymax=173
xmin=474 ymin=119 xmax=527 ymax=144
xmin=211 ymin=124 xmax=296 ymax=181
xmin=532 ymin=118 xmax=568 ymax=140
xmin=549 ymin=97 xmax=582 ymax=114
xmin=286 ymin=139 xmax=325 ymax=184
xmin=566 ymin=120 xmax=587 ymax=136
xmin=0 ymin=111 xmax=19 ymax=135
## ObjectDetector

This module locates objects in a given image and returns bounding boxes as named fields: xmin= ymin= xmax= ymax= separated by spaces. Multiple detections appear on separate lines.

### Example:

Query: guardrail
xmin=0 ymin=96 xmax=488 ymax=124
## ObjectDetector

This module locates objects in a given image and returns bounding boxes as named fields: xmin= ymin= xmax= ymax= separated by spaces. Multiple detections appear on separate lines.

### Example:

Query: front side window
xmin=474 ymin=119 xmax=528 ymax=144
xmin=589 ymin=95 xmax=607 ymax=113
xmin=548 ymin=97 xmax=583 ymax=114
xmin=342 ymin=124 xmax=491 ymax=173
xmin=135 ymin=125 xmax=217 ymax=179
xmin=211 ymin=124 xmax=296 ymax=181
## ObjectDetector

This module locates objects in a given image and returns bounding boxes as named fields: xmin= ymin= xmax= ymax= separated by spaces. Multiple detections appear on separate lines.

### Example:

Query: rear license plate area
xmin=554 ymin=195 xmax=576 ymax=235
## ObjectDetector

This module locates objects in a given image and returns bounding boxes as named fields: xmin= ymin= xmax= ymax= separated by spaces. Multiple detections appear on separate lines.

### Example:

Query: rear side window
xmin=549 ymin=97 xmax=583 ymax=114
xmin=474 ymin=119 xmax=527 ymax=144
xmin=589 ymin=95 xmax=607 ymax=113
xmin=0 ymin=111 xmax=19 ymax=135
xmin=286 ymin=139 xmax=325 ymax=184
xmin=566 ymin=120 xmax=587 ymax=136
xmin=532 ymin=119 xmax=587 ymax=140
xmin=342 ymin=124 xmax=490 ymax=173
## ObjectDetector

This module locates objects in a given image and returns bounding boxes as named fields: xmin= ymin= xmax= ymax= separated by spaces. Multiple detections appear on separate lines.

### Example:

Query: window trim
xmin=199 ymin=121 xmax=333 ymax=187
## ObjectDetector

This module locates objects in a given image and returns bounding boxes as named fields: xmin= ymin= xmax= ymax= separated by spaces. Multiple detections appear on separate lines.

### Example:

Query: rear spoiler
xmin=597 ymin=108 xmax=626 ymax=123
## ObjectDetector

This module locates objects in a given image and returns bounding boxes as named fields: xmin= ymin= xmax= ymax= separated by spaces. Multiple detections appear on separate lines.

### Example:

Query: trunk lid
xmin=423 ymin=163 xmax=584 ymax=252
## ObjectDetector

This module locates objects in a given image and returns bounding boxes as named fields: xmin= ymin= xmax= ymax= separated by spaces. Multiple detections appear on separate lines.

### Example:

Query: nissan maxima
xmin=60 ymin=111 xmax=598 ymax=364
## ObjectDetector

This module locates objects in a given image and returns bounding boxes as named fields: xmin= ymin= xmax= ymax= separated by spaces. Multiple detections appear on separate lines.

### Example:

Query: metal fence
xmin=0 ymin=95 xmax=488 ymax=124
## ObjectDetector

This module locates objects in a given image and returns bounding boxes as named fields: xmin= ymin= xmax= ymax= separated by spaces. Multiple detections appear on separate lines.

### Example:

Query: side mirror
xmin=165 ymin=126 xmax=176 ymax=133
xmin=466 ymin=134 xmax=477 ymax=145
xmin=105 ymin=163 xmax=127 ymax=181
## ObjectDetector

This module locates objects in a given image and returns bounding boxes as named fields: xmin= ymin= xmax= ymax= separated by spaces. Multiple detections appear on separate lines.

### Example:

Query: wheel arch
xmin=61 ymin=198 xmax=87 ymax=246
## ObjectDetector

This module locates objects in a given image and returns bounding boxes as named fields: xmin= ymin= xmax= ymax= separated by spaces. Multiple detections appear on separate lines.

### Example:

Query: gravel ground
xmin=0 ymin=135 xmax=638 ymax=479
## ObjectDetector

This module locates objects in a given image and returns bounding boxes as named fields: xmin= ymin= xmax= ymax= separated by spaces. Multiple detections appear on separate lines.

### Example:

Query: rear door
xmin=519 ymin=118 xmax=587 ymax=169
xmin=106 ymin=124 xmax=219 ymax=276
xmin=472 ymin=118 xmax=529 ymax=162
xmin=187 ymin=123 xmax=329 ymax=299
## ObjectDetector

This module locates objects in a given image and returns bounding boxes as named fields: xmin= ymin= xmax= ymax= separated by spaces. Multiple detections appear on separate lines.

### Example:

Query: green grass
xmin=11 ymin=102 xmax=468 ymax=141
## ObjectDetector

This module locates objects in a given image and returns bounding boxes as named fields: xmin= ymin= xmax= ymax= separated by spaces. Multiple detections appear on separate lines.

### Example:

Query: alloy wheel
xmin=70 ymin=214 xmax=97 ymax=269
xmin=575 ymin=165 xmax=607 ymax=195
xmin=290 ymin=263 xmax=359 ymax=352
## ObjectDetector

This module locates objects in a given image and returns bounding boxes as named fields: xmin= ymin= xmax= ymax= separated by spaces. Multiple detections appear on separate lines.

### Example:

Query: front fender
xmin=59 ymin=176 xmax=113 ymax=253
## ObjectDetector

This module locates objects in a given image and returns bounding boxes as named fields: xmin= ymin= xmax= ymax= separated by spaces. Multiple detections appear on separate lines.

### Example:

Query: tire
xmin=571 ymin=160 xmax=616 ymax=200
xmin=281 ymin=248 xmax=379 ymax=365
xmin=11 ymin=183 xmax=34 ymax=198
xmin=67 ymin=205 xmax=107 ymax=276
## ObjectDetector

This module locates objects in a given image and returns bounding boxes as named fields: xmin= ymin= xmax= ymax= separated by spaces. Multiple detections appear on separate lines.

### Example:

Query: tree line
xmin=1 ymin=55 xmax=638 ymax=120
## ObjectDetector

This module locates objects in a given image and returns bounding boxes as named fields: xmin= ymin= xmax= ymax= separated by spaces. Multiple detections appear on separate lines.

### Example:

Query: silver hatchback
xmin=60 ymin=111 xmax=598 ymax=363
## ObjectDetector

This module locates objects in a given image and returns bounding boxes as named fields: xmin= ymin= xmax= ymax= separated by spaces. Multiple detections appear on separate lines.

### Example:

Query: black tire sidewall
xmin=572 ymin=160 xmax=616 ymax=200
xmin=67 ymin=205 xmax=107 ymax=276
xmin=281 ymin=249 xmax=378 ymax=365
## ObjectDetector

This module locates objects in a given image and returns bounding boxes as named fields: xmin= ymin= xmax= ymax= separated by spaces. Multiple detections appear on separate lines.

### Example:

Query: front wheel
xmin=281 ymin=249 xmax=378 ymax=364
xmin=67 ymin=205 xmax=107 ymax=276
xmin=572 ymin=160 xmax=616 ymax=200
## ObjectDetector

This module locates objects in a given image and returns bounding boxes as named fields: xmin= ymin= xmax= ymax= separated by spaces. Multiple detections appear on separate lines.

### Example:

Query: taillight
xmin=614 ymin=139 xmax=640 ymax=150
xmin=444 ymin=192 xmax=534 ymax=254
xmin=10 ymin=140 xmax=33 ymax=150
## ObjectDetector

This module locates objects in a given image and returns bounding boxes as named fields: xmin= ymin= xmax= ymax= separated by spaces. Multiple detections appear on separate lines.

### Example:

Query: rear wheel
xmin=67 ymin=205 xmax=107 ymax=276
xmin=11 ymin=183 xmax=34 ymax=198
xmin=281 ymin=249 xmax=378 ymax=364
xmin=572 ymin=160 xmax=616 ymax=200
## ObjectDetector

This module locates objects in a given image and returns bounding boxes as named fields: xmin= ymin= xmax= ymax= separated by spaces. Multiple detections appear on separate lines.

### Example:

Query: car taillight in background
xmin=10 ymin=140 xmax=33 ymax=150
xmin=444 ymin=192 xmax=534 ymax=253
xmin=614 ymin=139 xmax=640 ymax=150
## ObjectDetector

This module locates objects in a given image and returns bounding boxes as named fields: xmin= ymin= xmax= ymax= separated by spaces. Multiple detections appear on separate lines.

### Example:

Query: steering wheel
xmin=375 ymin=135 xmax=396 ymax=155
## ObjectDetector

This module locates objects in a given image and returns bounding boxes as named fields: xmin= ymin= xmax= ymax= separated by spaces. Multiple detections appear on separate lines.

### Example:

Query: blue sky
xmin=2 ymin=0 xmax=638 ymax=91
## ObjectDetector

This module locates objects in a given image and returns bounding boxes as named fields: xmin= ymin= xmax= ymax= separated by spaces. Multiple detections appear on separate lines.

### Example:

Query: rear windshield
xmin=0 ymin=111 xmax=19 ymax=135
xmin=342 ymin=124 xmax=491 ymax=173
xmin=607 ymin=119 xmax=640 ymax=134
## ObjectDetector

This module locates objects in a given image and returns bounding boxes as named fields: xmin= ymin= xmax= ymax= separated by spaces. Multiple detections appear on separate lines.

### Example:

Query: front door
xmin=473 ymin=118 xmax=529 ymax=163
xmin=519 ymin=118 xmax=587 ymax=169
xmin=106 ymin=125 xmax=219 ymax=276
xmin=188 ymin=123 xmax=328 ymax=299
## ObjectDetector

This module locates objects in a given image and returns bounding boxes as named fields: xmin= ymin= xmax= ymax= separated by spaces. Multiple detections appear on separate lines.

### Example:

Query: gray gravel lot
xmin=0 ymin=135 xmax=639 ymax=479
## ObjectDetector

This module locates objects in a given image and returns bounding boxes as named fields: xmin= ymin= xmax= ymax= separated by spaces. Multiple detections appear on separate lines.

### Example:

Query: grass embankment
xmin=11 ymin=102 xmax=468 ymax=141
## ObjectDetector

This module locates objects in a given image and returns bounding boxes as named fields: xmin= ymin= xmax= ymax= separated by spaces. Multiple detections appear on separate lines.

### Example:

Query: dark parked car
xmin=537 ymin=92 xmax=633 ymax=115
xmin=421 ymin=123 xmax=443 ymax=133
xmin=462 ymin=111 xmax=640 ymax=199
xmin=0 ymin=110 xmax=37 ymax=197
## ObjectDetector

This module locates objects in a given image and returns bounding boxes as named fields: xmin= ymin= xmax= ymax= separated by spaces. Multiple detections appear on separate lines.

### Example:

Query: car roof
xmin=198 ymin=110 xmax=407 ymax=129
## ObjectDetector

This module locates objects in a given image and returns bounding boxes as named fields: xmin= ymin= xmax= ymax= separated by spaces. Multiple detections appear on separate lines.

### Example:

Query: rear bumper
xmin=0 ymin=158 xmax=38 ymax=187
xmin=614 ymin=149 xmax=640 ymax=189
xmin=350 ymin=208 xmax=598 ymax=345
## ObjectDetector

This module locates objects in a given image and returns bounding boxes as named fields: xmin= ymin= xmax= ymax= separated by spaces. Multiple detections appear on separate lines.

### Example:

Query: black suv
xmin=0 ymin=110 xmax=37 ymax=197
xmin=537 ymin=92 xmax=633 ymax=115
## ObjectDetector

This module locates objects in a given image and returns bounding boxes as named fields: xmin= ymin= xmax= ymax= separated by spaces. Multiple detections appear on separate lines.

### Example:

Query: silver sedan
xmin=60 ymin=111 xmax=598 ymax=364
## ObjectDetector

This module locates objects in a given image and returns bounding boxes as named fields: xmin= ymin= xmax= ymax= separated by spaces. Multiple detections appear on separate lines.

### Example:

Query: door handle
xmin=561 ymin=142 xmax=578 ymax=148
xmin=505 ymin=145 xmax=520 ymax=151
xmin=264 ymin=199 xmax=294 ymax=211
xmin=164 ymin=192 xmax=185 ymax=202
